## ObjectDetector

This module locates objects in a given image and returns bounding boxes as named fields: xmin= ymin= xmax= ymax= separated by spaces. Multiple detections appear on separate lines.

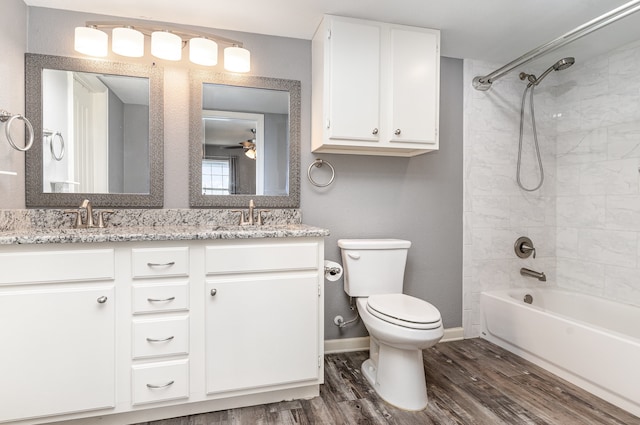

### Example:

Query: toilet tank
xmin=338 ymin=239 xmax=411 ymax=297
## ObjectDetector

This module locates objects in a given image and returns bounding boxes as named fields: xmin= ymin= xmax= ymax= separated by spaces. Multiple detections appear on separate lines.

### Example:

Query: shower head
xmin=533 ymin=57 xmax=576 ymax=85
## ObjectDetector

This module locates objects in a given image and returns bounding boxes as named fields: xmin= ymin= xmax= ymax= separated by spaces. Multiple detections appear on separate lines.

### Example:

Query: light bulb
xmin=112 ymin=27 xmax=144 ymax=57
xmin=224 ymin=46 xmax=250 ymax=73
xmin=189 ymin=37 xmax=218 ymax=66
xmin=74 ymin=26 xmax=108 ymax=57
xmin=151 ymin=31 xmax=182 ymax=61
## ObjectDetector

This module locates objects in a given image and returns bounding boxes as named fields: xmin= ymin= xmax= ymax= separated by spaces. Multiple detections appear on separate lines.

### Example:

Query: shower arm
xmin=472 ymin=0 xmax=640 ymax=91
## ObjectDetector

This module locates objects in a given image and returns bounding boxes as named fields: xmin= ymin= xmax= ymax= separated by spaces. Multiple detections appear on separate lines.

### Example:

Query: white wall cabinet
xmin=0 ymin=237 xmax=324 ymax=425
xmin=312 ymin=15 xmax=440 ymax=157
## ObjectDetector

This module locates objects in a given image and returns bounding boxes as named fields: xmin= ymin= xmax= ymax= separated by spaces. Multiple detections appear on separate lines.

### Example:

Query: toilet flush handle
xmin=347 ymin=252 xmax=360 ymax=260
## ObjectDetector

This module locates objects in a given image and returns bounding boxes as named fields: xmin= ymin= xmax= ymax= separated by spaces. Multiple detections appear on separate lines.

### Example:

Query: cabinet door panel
xmin=206 ymin=274 xmax=319 ymax=394
xmin=0 ymin=286 xmax=115 ymax=423
xmin=389 ymin=28 xmax=439 ymax=144
xmin=328 ymin=19 xmax=380 ymax=141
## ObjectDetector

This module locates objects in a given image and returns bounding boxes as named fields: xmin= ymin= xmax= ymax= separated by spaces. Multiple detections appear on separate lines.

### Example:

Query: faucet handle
xmin=257 ymin=209 xmax=271 ymax=226
xmin=63 ymin=209 xmax=83 ymax=228
xmin=96 ymin=210 xmax=115 ymax=228
xmin=231 ymin=210 xmax=247 ymax=225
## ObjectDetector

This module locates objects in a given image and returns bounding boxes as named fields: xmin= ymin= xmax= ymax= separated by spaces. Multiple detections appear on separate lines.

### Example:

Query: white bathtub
xmin=481 ymin=288 xmax=640 ymax=417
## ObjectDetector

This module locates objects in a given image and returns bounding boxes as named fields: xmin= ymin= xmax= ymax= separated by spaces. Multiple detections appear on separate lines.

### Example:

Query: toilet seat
xmin=366 ymin=294 xmax=442 ymax=330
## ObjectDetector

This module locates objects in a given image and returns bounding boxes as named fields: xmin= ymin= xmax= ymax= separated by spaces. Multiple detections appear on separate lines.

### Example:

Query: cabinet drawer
xmin=131 ymin=359 xmax=189 ymax=405
xmin=131 ymin=247 xmax=189 ymax=278
xmin=206 ymin=242 xmax=318 ymax=274
xmin=132 ymin=282 xmax=189 ymax=314
xmin=0 ymin=249 xmax=114 ymax=285
xmin=132 ymin=316 xmax=189 ymax=359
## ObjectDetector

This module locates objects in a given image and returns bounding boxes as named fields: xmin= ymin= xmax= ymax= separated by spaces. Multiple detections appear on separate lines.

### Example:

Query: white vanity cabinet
xmin=204 ymin=240 xmax=322 ymax=394
xmin=0 ymin=248 xmax=116 ymax=424
xmin=0 ymin=234 xmax=324 ymax=425
xmin=312 ymin=15 xmax=440 ymax=156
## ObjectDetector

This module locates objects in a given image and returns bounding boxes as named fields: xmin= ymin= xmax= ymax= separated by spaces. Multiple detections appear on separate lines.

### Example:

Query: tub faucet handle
xmin=515 ymin=236 xmax=536 ymax=259
xmin=522 ymin=243 xmax=536 ymax=259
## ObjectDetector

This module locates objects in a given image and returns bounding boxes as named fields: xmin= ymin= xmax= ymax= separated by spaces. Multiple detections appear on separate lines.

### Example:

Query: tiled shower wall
xmin=462 ymin=60 xmax=557 ymax=338
xmin=463 ymin=40 xmax=640 ymax=338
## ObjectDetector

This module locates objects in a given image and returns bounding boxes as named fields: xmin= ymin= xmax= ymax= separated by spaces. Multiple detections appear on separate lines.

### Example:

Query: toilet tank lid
xmin=338 ymin=239 xmax=411 ymax=249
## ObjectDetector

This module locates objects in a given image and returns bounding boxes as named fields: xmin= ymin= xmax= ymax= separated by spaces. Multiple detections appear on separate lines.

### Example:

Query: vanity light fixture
xmin=74 ymin=21 xmax=250 ymax=71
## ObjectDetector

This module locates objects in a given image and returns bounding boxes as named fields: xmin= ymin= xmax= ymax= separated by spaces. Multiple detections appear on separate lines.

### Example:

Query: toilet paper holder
xmin=325 ymin=265 xmax=341 ymax=276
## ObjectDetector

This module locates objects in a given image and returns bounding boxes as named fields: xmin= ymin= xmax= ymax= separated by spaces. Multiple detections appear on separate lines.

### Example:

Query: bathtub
xmin=481 ymin=288 xmax=640 ymax=417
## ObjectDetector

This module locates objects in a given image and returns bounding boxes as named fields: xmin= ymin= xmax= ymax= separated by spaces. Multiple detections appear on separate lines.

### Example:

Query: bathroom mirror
xmin=25 ymin=53 xmax=164 ymax=207
xmin=189 ymin=71 xmax=300 ymax=208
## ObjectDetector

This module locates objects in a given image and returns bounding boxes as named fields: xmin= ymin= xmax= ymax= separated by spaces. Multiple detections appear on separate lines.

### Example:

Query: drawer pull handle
xmin=147 ymin=296 xmax=176 ymax=303
xmin=97 ymin=296 xmax=108 ymax=304
xmin=210 ymin=288 xmax=217 ymax=296
xmin=147 ymin=261 xmax=176 ymax=267
xmin=146 ymin=380 xmax=175 ymax=389
xmin=146 ymin=336 xmax=175 ymax=343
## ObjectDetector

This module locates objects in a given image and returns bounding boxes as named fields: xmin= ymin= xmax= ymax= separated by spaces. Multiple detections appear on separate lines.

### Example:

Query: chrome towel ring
xmin=0 ymin=109 xmax=34 ymax=152
xmin=307 ymin=158 xmax=335 ymax=187
xmin=44 ymin=129 xmax=65 ymax=161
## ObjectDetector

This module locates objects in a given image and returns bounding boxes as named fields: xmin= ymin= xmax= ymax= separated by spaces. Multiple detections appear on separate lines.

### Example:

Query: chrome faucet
xmin=520 ymin=267 xmax=546 ymax=282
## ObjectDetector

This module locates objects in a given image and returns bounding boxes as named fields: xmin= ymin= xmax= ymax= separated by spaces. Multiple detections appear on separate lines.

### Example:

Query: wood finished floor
xmin=136 ymin=338 xmax=639 ymax=425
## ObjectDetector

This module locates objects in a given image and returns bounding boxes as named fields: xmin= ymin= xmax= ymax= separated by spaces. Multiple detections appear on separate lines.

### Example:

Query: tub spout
xmin=520 ymin=267 xmax=546 ymax=282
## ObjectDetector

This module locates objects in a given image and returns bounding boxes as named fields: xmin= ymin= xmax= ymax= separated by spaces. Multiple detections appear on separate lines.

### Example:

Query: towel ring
xmin=0 ymin=110 xmax=34 ymax=152
xmin=307 ymin=158 xmax=335 ymax=187
xmin=46 ymin=130 xmax=65 ymax=161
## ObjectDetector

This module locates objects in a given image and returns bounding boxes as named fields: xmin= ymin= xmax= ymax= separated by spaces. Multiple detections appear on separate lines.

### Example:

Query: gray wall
xmin=309 ymin=57 xmax=463 ymax=339
xmin=24 ymin=6 xmax=463 ymax=338
xmin=0 ymin=0 xmax=27 ymax=207
xmin=123 ymin=104 xmax=150 ymax=193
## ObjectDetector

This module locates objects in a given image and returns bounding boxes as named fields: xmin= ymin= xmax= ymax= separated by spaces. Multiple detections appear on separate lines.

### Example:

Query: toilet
xmin=338 ymin=238 xmax=443 ymax=411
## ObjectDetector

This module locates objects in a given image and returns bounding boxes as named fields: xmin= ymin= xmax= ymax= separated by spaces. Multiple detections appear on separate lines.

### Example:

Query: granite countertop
xmin=0 ymin=223 xmax=329 ymax=245
xmin=0 ymin=209 xmax=329 ymax=245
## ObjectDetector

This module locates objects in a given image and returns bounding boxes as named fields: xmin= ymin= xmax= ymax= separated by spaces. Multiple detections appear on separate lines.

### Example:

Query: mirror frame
xmin=189 ymin=70 xmax=300 ymax=208
xmin=25 ymin=53 xmax=164 ymax=208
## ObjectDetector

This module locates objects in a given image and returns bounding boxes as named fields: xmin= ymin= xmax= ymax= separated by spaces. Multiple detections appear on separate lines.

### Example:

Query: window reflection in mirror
xmin=42 ymin=70 xmax=150 ymax=194
xmin=201 ymin=84 xmax=289 ymax=197
xmin=189 ymin=71 xmax=300 ymax=208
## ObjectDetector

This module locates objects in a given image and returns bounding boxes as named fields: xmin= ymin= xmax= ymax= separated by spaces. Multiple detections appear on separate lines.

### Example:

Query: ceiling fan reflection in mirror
xmin=223 ymin=139 xmax=257 ymax=159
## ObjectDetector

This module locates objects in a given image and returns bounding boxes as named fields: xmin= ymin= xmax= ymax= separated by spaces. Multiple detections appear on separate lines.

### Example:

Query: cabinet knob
xmin=372 ymin=128 xmax=379 ymax=135
xmin=395 ymin=129 xmax=402 ymax=135
xmin=97 ymin=296 xmax=108 ymax=304
xmin=210 ymin=288 xmax=217 ymax=297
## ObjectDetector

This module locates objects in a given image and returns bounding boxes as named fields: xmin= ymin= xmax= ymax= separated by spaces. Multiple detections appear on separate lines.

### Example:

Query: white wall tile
xmin=556 ymin=226 xmax=579 ymax=259
xmin=607 ymin=120 xmax=640 ymax=160
xmin=606 ymin=195 xmax=640 ymax=231
xmin=471 ymin=196 xmax=511 ymax=228
xmin=579 ymin=158 xmax=639 ymax=195
xmin=577 ymin=228 xmax=637 ymax=268
xmin=604 ymin=265 xmax=640 ymax=306
xmin=556 ymin=128 xmax=607 ymax=165
xmin=556 ymin=195 xmax=606 ymax=228
xmin=556 ymin=258 xmax=605 ymax=295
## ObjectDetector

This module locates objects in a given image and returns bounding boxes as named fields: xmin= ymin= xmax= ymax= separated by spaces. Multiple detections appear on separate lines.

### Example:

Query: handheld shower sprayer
xmin=516 ymin=57 xmax=575 ymax=191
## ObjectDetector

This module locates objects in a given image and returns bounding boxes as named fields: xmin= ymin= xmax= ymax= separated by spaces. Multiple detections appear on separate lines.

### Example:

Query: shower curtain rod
xmin=472 ymin=0 xmax=640 ymax=91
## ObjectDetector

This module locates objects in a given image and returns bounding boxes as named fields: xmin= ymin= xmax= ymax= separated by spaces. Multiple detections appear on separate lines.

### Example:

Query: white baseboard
xmin=324 ymin=327 xmax=465 ymax=354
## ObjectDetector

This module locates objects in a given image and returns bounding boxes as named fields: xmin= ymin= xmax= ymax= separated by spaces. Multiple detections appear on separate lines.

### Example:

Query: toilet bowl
xmin=338 ymin=238 xmax=444 ymax=411
xmin=356 ymin=295 xmax=443 ymax=411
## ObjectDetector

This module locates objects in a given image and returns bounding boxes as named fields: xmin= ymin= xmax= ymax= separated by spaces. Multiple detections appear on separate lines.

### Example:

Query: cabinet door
xmin=0 ymin=286 xmax=115 ymax=423
xmin=205 ymin=274 xmax=319 ymax=394
xmin=388 ymin=27 xmax=439 ymax=145
xmin=327 ymin=18 xmax=380 ymax=142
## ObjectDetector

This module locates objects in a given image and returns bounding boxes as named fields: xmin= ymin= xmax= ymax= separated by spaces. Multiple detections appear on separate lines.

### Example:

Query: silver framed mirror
xmin=25 ymin=53 xmax=164 ymax=208
xmin=189 ymin=70 xmax=300 ymax=208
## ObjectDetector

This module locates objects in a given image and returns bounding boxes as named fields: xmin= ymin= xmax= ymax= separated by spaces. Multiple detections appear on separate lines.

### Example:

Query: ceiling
xmin=24 ymin=0 xmax=640 ymax=64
